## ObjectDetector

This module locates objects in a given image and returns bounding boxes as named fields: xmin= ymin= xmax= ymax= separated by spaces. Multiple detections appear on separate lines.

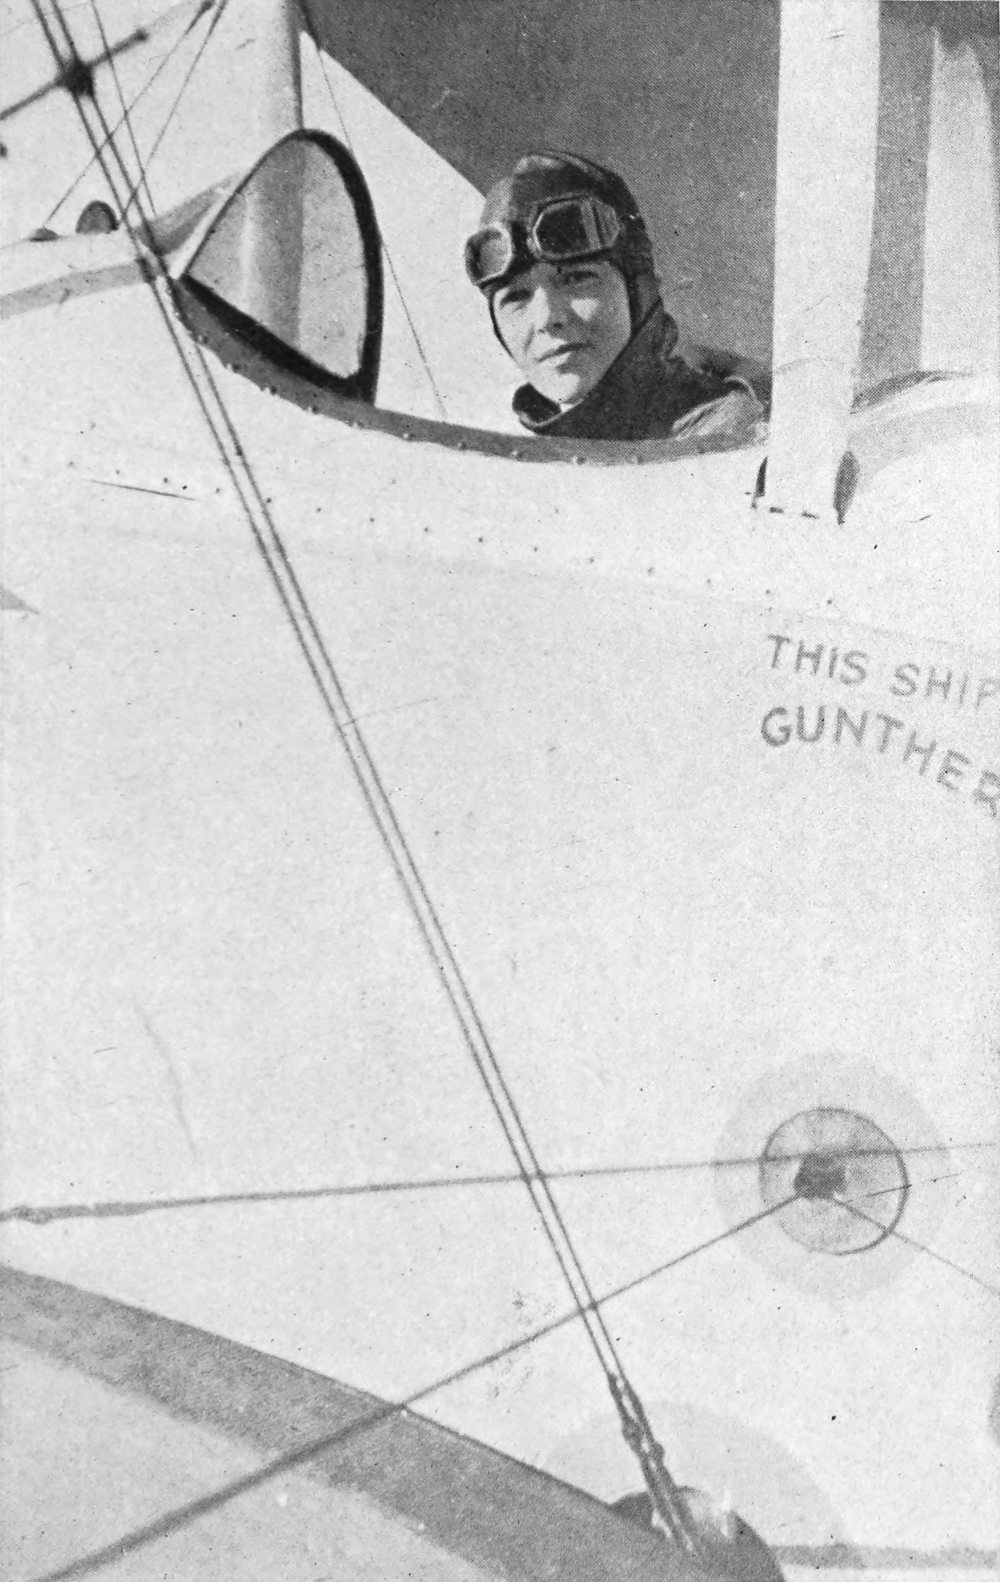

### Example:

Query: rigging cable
xmin=0 ymin=0 xmax=89 ymax=39
xmin=297 ymin=0 xmax=449 ymax=422
xmin=0 ymin=0 xmax=201 ymax=120
xmin=0 ymin=12 xmax=146 ymax=119
xmin=839 ymin=1202 xmax=1000 ymax=1299
xmin=0 ymin=0 xmax=195 ymax=38
xmin=3 ymin=1140 xmax=990 ymax=1223
xmin=30 ymin=0 xmax=742 ymax=1553
xmin=39 ymin=0 xmax=215 ymax=230
xmin=117 ymin=0 xmax=228 ymax=221
xmin=35 ymin=0 xmax=615 ymax=1368
xmin=85 ymin=0 xmax=157 ymax=215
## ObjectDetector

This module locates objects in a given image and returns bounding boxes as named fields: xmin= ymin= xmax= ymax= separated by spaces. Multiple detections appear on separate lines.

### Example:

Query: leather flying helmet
xmin=465 ymin=151 xmax=660 ymax=334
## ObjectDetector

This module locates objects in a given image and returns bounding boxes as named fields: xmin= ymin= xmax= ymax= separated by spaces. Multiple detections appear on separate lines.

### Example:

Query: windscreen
xmin=185 ymin=135 xmax=373 ymax=384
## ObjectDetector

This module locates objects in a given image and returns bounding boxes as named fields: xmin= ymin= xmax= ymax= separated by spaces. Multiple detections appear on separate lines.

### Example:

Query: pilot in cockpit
xmin=465 ymin=152 xmax=764 ymax=443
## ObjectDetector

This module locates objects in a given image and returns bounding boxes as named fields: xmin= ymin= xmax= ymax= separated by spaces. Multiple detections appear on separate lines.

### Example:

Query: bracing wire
xmin=40 ymin=0 xmax=213 ymax=229
xmin=0 ymin=0 xmax=192 ymax=40
xmin=0 ymin=14 xmax=147 ymax=120
xmin=840 ymin=1201 xmax=1000 ymax=1299
xmin=22 ymin=1165 xmax=999 ymax=1582
xmin=25 ymin=1194 xmax=798 ymax=1582
xmin=93 ymin=0 xmax=614 ymax=1392
xmin=3 ymin=1138 xmax=991 ymax=1226
xmin=1 ymin=0 xmax=88 ymax=40
xmin=24 ymin=2 xmax=714 ymax=1550
xmin=117 ymin=0 xmax=227 ymax=219
xmin=0 ymin=0 xmax=201 ymax=120
xmin=297 ymin=0 xmax=449 ymax=422
xmin=26 ymin=3 xmax=681 ymax=1523
xmin=85 ymin=0 xmax=156 ymax=213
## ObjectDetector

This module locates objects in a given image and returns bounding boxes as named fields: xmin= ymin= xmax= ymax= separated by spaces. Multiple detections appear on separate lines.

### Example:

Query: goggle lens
xmin=532 ymin=200 xmax=595 ymax=258
xmin=465 ymin=196 xmax=623 ymax=288
xmin=532 ymin=197 xmax=620 ymax=260
xmin=464 ymin=226 xmax=515 ymax=288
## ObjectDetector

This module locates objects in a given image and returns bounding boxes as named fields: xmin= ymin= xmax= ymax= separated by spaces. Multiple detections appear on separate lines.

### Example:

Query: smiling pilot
xmin=465 ymin=152 xmax=763 ymax=443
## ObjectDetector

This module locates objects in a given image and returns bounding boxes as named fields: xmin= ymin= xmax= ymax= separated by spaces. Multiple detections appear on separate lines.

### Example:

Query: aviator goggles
xmin=465 ymin=195 xmax=624 ymax=289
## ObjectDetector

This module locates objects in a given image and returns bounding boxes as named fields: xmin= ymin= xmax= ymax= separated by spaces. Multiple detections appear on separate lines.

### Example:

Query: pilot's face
xmin=492 ymin=258 xmax=632 ymax=408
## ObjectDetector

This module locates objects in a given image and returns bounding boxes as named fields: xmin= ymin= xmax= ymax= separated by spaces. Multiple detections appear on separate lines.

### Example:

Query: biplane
xmin=1 ymin=1 xmax=997 ymax=1577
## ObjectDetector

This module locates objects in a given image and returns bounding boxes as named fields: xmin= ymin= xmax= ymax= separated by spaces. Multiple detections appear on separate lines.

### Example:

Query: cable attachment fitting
xmin=607 ymin=1374 xmax=697 ymax=1552
xmin=59 ymin=52 xmax=96 ymax=101
xmin=609 ymin=1372 xmax=788 ymax=1582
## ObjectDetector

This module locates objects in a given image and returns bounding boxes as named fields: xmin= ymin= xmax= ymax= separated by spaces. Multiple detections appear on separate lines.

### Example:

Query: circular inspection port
xmin=759 ymin=1106 xmax=909 ymax=1254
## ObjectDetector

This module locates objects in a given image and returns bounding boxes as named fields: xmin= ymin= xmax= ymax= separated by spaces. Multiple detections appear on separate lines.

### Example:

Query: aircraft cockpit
xmin=158 ymin=0 xmax=998 ymax=525
xmin=6 ymin=1 xmax=998 ymax=506
xmin=170 ymin=127 xmax=773 ymax=474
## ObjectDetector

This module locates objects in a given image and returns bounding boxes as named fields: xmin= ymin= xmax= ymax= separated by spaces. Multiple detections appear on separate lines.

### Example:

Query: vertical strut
xmin=241 ymin=0 xmax=304 ymax=341
xmin=765 ymin=0 xmax=880 ymax=521
xmin=256 ymin=0 xmax=302 ymax=143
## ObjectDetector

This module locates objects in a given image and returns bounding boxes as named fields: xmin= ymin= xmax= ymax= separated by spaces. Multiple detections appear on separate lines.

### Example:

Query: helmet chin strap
xmin=624 ymin=268 xmax=661 ymax=330
xmin=487 ymin=292 xmax=510 ymax=354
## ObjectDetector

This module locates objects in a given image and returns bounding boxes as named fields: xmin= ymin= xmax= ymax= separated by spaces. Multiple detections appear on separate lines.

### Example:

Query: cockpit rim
xmin=171 ymin=276 xmax=775 ymax=468
xmin=175 ymin=273 xmax=984 ymax=478
xmin=169 ymin=128 xmax=991 ymax=474
xmin=168 ymin=125 xmax=773 ymax=469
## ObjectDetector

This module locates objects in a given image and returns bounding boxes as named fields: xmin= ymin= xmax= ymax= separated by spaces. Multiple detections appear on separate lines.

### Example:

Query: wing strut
xmin=255 ymin=0 xmax=302 ymax=144
xmin=241 ymin=0 xmax=304 ymax=340
xmin=763 ymin=0 xmax=880 ymax=521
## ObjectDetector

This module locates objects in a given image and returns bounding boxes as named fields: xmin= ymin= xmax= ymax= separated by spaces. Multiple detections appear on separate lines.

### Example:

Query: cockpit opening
xmin=171 ymin=128 xmax=773 ymax=470
xmin=170 ymin=0 xmax=999 ymax=494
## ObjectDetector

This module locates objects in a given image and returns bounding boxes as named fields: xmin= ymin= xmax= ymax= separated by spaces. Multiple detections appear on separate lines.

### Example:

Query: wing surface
xmin=1 ymin=1264 xmax=687 ymax=1582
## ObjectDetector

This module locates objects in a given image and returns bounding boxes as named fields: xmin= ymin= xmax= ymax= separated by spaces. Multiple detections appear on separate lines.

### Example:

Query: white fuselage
xmin=2 ymin=261 xmax=997 ymax=1557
